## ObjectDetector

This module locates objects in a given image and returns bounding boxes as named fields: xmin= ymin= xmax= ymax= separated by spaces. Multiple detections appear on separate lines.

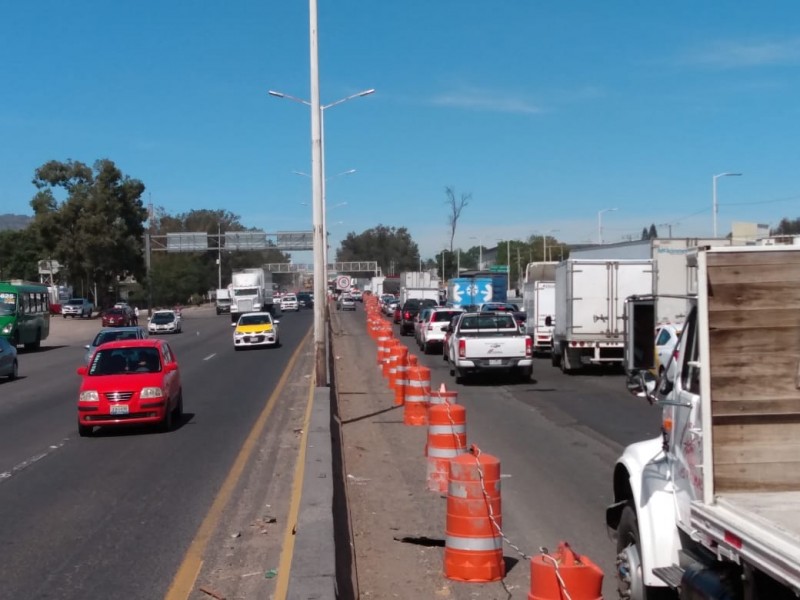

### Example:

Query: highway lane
xmin=391 ymin=322 xmax=664 ymax=598
xmin=0 ymin=307 xmax=313 ymax=599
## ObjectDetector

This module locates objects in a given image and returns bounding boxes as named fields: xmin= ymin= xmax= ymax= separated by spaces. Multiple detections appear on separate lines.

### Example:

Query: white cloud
xmin=683 ymin=38 xmax=800 ymax=69
xmin=430 ymin=86 xmax=542 ymax=114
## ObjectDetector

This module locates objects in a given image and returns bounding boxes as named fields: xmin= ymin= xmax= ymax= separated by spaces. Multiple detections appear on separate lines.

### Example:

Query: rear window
xmin=432 ymin=311 xmax=461 ymax=322
xmin=460 ymin=315 xmax=516 ymax=329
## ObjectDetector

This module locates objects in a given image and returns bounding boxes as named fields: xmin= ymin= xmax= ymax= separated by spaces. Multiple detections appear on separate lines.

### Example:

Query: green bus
xmin=0 ymin=280 xmax=51 ymax=350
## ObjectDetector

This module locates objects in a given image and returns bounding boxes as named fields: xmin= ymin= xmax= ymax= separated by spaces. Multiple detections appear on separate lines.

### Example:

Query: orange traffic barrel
xmin=429 ymin=382 xmax=458 ymax=407
xmin=382 ymin=339 xmax=399 ymax=379
xmin=376 ymin=331 xmax=393 ymax=366
xmin=404 ymin=363 xmax=430 ymax=426
xmin=444 ymin=447 xmax=504 ymax=582
xmin=426 ymin=402 xmax=467 ymax=493
xmin=387 ymin=342 xmax=408 ymax=390
xmin=395 ymin=354 xmax=416 ymax=406
xmin=529 ymin=542 xmax=603 ymax=600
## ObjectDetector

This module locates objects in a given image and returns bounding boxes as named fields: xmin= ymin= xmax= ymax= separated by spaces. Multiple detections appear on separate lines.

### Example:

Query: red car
xmin=77 ymin=339 xmax=183 ymax=436
xmin=102 ymin=308 xmax=133 ymax=327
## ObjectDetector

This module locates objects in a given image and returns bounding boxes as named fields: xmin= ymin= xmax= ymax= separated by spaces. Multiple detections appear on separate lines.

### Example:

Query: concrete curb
xmin=286 ymin=386 xmax=337 ymax=599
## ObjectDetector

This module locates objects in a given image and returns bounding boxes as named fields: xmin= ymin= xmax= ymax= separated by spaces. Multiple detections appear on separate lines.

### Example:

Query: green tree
xmin=30 ymin=159 xmax=147 ymax=301
xmin=648 ymin=224 xmax=658 ymax=239
xmin=772 ymin=217 xmax=800 ymax=235
xmin=336 ymin=225 xmax=419 ymax=275
xmin=0 ymin=227 xmax=44 ymax=281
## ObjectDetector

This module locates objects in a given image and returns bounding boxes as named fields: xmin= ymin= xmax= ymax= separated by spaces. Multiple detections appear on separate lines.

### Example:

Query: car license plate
xmin=110 ymin=404 xmax=129 ymax=415
xmin=489 ymin=359 xmax=503 ymax=366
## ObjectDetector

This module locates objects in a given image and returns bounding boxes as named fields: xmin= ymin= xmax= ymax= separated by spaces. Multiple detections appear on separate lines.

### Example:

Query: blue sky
xmin=2 ymin=1 xmax=800 ymax=261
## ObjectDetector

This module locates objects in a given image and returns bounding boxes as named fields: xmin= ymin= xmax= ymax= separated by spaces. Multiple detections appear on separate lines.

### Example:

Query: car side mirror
xmin=84 ymin=344 xmax=90 ymax=350
xmin=77 ymin=366 xmax=88 ymax=376
xmin=274 ymin=319 xmax=280 ymax=325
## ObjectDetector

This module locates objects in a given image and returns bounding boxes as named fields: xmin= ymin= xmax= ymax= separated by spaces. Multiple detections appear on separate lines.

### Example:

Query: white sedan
xmin=280 ymin=294 xmax=299 ymax=312
xmin=233 ymin=312 xmax=280 ymax=350
xmin=148 ymin=310 xmax=182 ymax=334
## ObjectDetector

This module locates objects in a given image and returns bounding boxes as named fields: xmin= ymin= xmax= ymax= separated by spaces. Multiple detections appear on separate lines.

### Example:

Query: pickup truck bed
xmin=691 ymin=492 xmax=800 ymax=590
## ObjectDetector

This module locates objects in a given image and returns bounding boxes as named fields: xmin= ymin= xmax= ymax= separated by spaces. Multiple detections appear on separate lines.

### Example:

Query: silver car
xmin=84 ymin=326 xmax=149 ymax=364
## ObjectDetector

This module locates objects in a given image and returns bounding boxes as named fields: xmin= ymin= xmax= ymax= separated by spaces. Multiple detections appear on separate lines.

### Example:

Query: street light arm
xmin=322 ymin=88 xmax=376 ymax=110
xmin=268 ymin=90 xmax=312 ymax=106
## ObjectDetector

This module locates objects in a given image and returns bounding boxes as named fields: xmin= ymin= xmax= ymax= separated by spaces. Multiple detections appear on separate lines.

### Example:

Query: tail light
xmin=525 ymin=337 xmax=532 ymax=357
xmin=427 ymin=324 xmax=433 ymax=330
xmin=458 ymin=339 xmax=466 ymax=358
xmin=404 ymin=311 xmax=411 ymax=320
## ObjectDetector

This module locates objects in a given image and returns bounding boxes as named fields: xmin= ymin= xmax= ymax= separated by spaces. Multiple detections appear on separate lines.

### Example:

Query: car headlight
xmin=140 ymin=387 xmax=163 ymax=399
xmin=80 ymin=390 xmax=99 ymax=402
xmin=1 ymin=323 xmax=12 ymax=334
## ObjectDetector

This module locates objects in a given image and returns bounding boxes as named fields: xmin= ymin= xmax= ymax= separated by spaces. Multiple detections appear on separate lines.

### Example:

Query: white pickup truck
xmin=446 ymin=312 xmax=532 ymax=383
xmin=608 ymin=245 xmax=800 ymax=600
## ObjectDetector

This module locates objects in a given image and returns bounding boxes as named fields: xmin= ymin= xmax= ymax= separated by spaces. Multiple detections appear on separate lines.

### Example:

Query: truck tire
xmin=551 ymin=348 xmax=561 ymax=367
xmin=616 ymin=504 xmax=676 ymax=600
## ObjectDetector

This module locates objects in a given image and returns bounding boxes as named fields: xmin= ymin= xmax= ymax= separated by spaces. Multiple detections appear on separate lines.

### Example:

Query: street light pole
xmin=268 ymin=89 xmax=374 ymax=279
xmin=598 ymin=208 xmax=619 ymax=244
xmin=712 ymin=172 xmax=742 ymax=238
xmin=308 ymin=0 xmax=325 ymax=384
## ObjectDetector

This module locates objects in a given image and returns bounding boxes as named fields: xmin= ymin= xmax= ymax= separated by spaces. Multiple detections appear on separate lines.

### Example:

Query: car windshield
xmin=0 ymin=293 xmax=16 ymax=315
xmin=152 ymin=313 xmax=175 ymax=324
xmin=106 ymin=309 xmax=125 ymax=316
xmin=89 ymin=347 xmax=162 ymax=375
xmin=67 ymin=299 xmax=84 ymax=306
xmin=92 ymin=330 xmax=140 ymax=346
xmin=239 ymin=315 xmax=272 ymax=326
xmin=234 ymin=288 xmax=258 ymax=296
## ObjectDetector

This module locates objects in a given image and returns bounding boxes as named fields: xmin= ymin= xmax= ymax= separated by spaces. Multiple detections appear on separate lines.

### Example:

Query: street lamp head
xmin=358 ymin=89 xmax=376 ymax=98
xmin=267 ymin=90 xmax=285 ymax=98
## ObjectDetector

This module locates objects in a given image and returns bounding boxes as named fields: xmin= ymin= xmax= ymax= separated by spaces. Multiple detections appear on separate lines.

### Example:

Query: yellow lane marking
xmin=273 ymin=364 xmax=316 ymax=598
xmin=164 ymin=327 xmax=312 ymax=600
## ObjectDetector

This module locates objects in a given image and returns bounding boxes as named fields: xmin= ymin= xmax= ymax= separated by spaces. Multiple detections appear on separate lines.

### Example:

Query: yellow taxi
xmin=233 ymin=312 xmax=280 ymax=350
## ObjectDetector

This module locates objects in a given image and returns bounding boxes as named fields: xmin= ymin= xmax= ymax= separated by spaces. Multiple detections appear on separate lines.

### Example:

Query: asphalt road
xmin=342 ymin=308 xmax=664 ymax=599
xmin=0 ymin=307 xmax=314 ymax=600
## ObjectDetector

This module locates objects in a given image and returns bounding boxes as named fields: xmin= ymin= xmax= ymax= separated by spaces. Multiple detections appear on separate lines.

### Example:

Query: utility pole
xmin=217 ymin=222 xmax=222 ymax=289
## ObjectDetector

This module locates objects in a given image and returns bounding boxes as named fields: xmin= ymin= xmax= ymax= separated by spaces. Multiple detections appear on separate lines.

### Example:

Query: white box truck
xmin=552 ymin=259 xmax=653 ymax=373
xmin=609 ymin=245 xmax=800 ymax=599
xmin=569 ymin=238 xmax=729 ymax=327
xmin=522 ymin=262 xmax=558 ymax=355
xmin=230 ymin=268 xmax=274 ymax=323
xmin=215 ymin=288 xmax=232 ymax=315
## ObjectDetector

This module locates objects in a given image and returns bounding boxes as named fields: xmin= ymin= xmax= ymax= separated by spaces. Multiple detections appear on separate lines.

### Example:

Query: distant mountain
xmin=0 ymin=214 xmax=33 ymax=231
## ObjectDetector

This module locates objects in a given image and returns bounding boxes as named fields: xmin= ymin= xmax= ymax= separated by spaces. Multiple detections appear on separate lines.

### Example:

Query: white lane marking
xmin=0 ymin=438 xmax=68 ymax=483
xmin=203 ymin=353 xmax=216 ymax=361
